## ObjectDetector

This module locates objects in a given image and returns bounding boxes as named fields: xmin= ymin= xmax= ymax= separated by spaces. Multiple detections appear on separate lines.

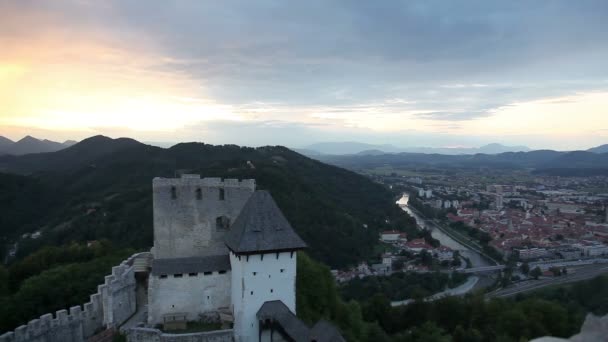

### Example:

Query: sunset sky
xmin=1 ymin=1 xmax=608 ymax=150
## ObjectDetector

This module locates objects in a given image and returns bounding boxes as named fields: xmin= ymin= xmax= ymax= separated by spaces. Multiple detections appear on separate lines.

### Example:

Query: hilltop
xmin=0 ymin=136 xmax=76 ymax=156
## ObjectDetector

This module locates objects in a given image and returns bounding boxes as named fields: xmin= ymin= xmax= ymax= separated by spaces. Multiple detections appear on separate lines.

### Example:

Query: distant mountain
xmin=318 ymin=148 xmax=608 ymax=175
xmin=477 ymin=143 xmax=531 ymax=154
xmin=303 ymin=142 xmax=402 ymax=155
xmin=301 ymin=141 xmax=530 ymax=156
xmin=63 ymin=140 xmax=78 ymax=147
xmin=0 ymin=135 xmax=142 ymax=173
xmin=588 ymin=144 xmax=608 ymax=153
xmin=0 ymin=136 xmax=14 ymax=149
xmin=0 ymin=136 xmax=77 ymax=156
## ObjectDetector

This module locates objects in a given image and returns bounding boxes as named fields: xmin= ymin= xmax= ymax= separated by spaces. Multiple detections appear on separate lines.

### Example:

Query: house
xmin=380 ymin=230 xmax=401 ymax=242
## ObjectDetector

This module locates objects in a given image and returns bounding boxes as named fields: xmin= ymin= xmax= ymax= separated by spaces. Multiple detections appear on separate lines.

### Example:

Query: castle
xmin=143 ymin=175 xmax=343 ymax=341
xmin=0 ymin=174 xmax=344 ymax=342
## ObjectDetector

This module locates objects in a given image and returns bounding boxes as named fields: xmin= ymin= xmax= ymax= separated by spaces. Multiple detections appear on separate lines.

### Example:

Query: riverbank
xmin=398 ymin=194 xmax=498 ymax=267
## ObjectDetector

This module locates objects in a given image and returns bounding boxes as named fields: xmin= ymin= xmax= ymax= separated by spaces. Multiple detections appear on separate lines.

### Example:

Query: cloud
xmin=1 ymin=1 xmax=608 ymax=149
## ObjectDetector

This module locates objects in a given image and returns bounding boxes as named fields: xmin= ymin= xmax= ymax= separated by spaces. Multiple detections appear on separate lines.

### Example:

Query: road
xmin=487 ymin=264 xmax=608 ymax=298
xmin=391 ymin=276 xmax=480 ymax=307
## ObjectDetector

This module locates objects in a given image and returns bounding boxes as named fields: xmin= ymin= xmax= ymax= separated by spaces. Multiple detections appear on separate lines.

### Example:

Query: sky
xmin=1 ymin=1 xmax=608 ymax=150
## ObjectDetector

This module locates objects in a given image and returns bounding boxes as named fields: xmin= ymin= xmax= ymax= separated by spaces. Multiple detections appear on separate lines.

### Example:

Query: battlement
xmin=0 ymin=252 xmax=148 ymax=342
xmin=153 ymin=175 xmax=256 ymax=190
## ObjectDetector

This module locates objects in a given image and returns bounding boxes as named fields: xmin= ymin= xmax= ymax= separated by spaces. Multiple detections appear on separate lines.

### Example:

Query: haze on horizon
xmin=1 ymin=1 xmax=608 ymax=150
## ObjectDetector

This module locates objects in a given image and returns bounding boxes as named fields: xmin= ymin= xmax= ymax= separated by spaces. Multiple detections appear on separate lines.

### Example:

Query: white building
xmin=434 ymin=246 xmax=454 ymax=261
xmin=425 ymin=190 xmax=433 ymax=198
xmin=496 ymin=195 xmax=504 ymax=210
xmin=581 ymin=244 xmax=608 ymax=257
xmin=380 ymin=230 xmax=401 ymax=242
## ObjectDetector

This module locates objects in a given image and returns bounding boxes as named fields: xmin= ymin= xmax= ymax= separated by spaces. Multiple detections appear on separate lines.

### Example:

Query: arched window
xmin=171 ymin=186 xmax=177 ymax=199
xmin=216 ymin=216 xmax=230 ymax=231
xmin=196 ymin=188 xmax=202 ymax=200
xmin=219 ymin=188 xmax=225 ymax=201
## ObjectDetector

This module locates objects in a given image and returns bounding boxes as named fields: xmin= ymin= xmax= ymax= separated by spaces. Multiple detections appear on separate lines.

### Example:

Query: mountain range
xmin=299 ymin=141 xmax=531 ymax=156
xmin=318 ymin=148 xmax=608 ymax=176
xmin=0 ymin=136 xmax=76 ymax=156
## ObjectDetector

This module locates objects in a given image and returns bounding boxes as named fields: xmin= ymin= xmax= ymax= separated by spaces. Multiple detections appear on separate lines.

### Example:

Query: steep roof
xmin=257 ymin=301 xmax=310 ymax=341
xmin=151 ymin=255 xmax=230 ymax=276
xmin=257 ymin=301 xmax=345 ymax=342
xmin=310 ymin=320 xmax=347 ymax=342
xmin=225 ymin=190 xmax=306 ymax=254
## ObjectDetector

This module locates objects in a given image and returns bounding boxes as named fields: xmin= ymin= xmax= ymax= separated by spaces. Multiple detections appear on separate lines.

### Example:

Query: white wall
xmin=148 ymin=271 xmax=231 ymax=325
xmin=230 ymin=251 xmax=297 ymax=342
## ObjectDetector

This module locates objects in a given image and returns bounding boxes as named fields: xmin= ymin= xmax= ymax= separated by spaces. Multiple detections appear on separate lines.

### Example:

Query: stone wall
xmin=0 ymin=252 xmax=147 ymax=342
xmin=147 ymin=270 xmax=231 ymax=325
xmin=127 ymin=328 xmax=233 ymax=342
xmin=152 ymin=176 xmax=255 ymax=259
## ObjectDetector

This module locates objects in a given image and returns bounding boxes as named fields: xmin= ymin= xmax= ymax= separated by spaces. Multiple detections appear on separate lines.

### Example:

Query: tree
xmin=392 ymin=258 xmax=405 ymax=271
xmin=520 ymin=262 xmax=530 ymax=275
xmin=530 ymin=267 xmax=542 ymax=280
xmin=362 ymin=294 xmax=391 ymax=324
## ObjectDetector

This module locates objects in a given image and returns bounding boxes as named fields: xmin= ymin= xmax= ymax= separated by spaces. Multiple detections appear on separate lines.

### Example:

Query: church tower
xmin=225 ymin=191 xmax=307 ymax=341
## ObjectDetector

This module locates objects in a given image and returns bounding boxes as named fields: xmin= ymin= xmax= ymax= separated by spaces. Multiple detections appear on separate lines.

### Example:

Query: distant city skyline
xmin=1 ymin=1 xmax=608 ymax=150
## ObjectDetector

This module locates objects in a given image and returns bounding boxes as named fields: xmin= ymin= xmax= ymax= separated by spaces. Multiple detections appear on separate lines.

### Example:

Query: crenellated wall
xmin=127 ymin=327 xmax=233 ymax=342
xmin=0 ymin=252 xmax=149 ymax=342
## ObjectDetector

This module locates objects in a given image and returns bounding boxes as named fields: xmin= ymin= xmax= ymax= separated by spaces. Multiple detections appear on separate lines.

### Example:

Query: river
xmin=397 ymin=194 xmax=491 ymax=267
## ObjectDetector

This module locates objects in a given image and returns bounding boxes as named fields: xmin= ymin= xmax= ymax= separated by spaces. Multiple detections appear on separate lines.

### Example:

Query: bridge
xmin=457 ymin=265 xmax=506 ymax=274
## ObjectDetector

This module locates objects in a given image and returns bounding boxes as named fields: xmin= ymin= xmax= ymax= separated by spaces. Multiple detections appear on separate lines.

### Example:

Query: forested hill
xmin=0 ymin=136 xmax=416 ymax=268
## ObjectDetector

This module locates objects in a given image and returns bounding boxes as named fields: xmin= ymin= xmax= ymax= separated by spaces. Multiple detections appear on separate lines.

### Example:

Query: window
xmin=188 ymin=273 xmax=197 ymax=277
xmin=250 ymin=291 xmax=254 ymax=295
xmin=219 ymin=270 xmax=227 ymax=274
xmin=216 ymin=216 xmax=230 ymax=231
xmin=196 ymin=188 xmax=202 ymax=200
xmin=219 ymin=188 xmax=225 ymax=200
xmin=253 ymin=272 xmax=257 ymax=276
xmin=270 ymin=289 xmax=273 ymax=293
xmin=280 ymin=269 xmax=284 ymax=273
xmin=174 ymin=274 xmax=183 ymax=278
xmin=171 ymin=186 xmax=177 ymax=199
xmin=160 ymin=274 xmax=168 ymax=279
xmin=204 ymin=271 xmax=212 ymax=275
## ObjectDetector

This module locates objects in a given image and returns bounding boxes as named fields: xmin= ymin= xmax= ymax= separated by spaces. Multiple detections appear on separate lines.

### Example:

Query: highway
xmin=487 ymin=264 xmax=608 ymax=298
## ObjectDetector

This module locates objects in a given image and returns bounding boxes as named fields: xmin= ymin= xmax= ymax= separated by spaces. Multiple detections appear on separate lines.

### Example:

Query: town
xmin=334 ymin=168 xmax=608 ymax=295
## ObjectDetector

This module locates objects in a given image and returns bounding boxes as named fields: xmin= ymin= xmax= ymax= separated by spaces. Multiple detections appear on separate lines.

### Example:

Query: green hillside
xmin=0 ymin=136 xmax=417 ymax=268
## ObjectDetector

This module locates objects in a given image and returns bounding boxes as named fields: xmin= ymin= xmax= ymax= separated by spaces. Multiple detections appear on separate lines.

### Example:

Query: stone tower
xmin=225 ymin=191 xmax=307 ymax=341
xmin=152 ymin=175 xmax=255 ymax=258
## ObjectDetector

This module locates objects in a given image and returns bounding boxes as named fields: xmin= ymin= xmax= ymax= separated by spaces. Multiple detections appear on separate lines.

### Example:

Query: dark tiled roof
xmin=256 ymin=301 xmax=310 ymax=342
xmin=151 ymin=255 xmax=230 ymax=276
xmin=257 ymin=301 xmax=345 ymax=342
xmin=225 ymin=190 xmax=307 ymax=254
xmin=310 ymin=320 xmax=346 ymax=342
